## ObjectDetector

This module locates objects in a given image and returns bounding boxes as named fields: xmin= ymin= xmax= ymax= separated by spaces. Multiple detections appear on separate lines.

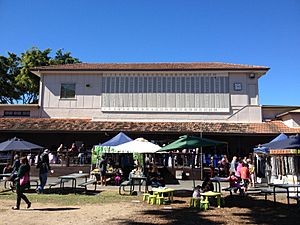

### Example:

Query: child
xmin=201 ymin=176 xmax=214 ymax=192
xmin=192 ymin=185 xmax=203 ymax=199
xmin=114 ymin=168 xmax=122 ymax=186
xmin=228 ymin=172 xmax=244 ymax=195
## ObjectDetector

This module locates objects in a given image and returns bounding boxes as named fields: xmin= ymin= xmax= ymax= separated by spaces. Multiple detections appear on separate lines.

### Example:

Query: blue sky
xmin=0 ymin=0 xmax=299 ymax=106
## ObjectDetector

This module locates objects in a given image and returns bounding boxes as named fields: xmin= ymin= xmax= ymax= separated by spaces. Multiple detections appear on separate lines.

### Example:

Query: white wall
xmin=40 ymin=71 xmax=262 ymax=122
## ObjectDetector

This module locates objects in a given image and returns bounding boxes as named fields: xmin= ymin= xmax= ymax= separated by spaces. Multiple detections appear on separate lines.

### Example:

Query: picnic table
xmin=58 ymin=173 xmax=89 ymax=194
xmin=1 ymin=173 xmax=39 ymax=191
xmin=210 ymin=177 xmax=229 ymax=193
xmin=0 ymin=173 xmax=12 ymax=189
xmin=200 ymin=191 xmax=222 ymax=208
xmin=152 ymin=187 xmax=175 ymax=203
xmin=269 ymin=183 xmax=300 ymax=205
xmin=131 ymin=175 xmax=148 ymax=193
xmin=119 ymin=175 xmax=148 ymax=195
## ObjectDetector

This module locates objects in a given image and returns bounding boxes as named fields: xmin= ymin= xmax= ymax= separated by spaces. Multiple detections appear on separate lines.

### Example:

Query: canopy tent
xmin=158 ymin=135 xmax=227 ymax=152
xmin=264 ymin=135 xmax=300 ymax=150
xmin=92 ymin=132 xmax=133 ymax=163
xmin=254 ymin=133 xmax=288 ymax=155
xmin=0 ymin=137 xmax=44 ymax=152
xmin=268 ymin=133 xmax=288 ymax=143
xmin=100 ymin=132 xmax=133 ymax=147
xmin=114 ymin=138 xmax=161 ymax=153
xmin=92 ymin=137 xmax=160 ymax=165
xmin=158 ymin=135 xmax=227 ymax=187
xmin=253 ymin=134 xmax=300 ymax=183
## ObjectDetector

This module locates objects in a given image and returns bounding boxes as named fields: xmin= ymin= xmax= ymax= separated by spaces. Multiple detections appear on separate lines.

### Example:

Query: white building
xmin=1 ymin=62 xmax=299 ymax=157
xmin=31 ymin=62 xmax=269 ymax=123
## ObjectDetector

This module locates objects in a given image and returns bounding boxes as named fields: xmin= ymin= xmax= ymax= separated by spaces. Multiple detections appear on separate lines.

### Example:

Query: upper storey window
xmin=60 ymin=83 xmax=76 ymax=99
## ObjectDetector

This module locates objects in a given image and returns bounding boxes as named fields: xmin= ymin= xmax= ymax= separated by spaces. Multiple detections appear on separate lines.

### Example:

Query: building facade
xmin=31 ymin=62 xmax=268 ymax=123
xmin=1 ymin=62 xmax=300 ymax=157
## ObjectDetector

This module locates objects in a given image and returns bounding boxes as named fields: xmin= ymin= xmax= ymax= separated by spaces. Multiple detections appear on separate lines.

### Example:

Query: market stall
xmin=255 ymin=134 xmax=300 ymax=184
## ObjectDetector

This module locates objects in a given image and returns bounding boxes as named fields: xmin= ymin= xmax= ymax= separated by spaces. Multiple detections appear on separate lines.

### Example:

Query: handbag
xmin=20 ymin=172 xmax=30 ymax=186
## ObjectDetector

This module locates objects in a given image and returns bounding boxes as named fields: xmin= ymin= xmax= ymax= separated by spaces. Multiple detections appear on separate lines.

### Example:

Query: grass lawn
xmin=0 ymin=187 xmax=140 ymax=206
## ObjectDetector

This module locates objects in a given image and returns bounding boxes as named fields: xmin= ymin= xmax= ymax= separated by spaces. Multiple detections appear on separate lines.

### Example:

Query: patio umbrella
xmin=0 ymin=137 xmax=44 ymax=152
xmin=158 ymin=135 xmax=226 ymax=152
xmin=114 ymin=138 xmax=161 ymax=153
xmin=158 ymin=135 xmax=227 ymax=188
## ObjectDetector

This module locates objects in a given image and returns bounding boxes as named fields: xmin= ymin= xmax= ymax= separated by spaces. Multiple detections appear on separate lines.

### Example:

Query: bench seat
xmin=119 ymin=180 xmax=131 ymax=195
xmin=30 ymin=179 xmax=39 ymax=189
xmin=78 ymin=179 xmax=97 ymax=191
xmin=48 ymin=179 xmax=69 ymax=191
xmin=222 ymin=187 xmax=238 ymax=195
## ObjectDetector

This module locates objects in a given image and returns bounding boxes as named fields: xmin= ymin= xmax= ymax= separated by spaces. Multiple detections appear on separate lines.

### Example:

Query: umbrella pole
xmin=192 ymin=151 xmax=196 ymax=189
xmin=200 ymin=132 xmax=203 ymax=180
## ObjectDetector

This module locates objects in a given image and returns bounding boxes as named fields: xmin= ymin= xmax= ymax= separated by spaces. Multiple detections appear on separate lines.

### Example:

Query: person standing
xmin=36 ymin=149 xmax=52 ymax=194
xmin=78 ymin=144 xmax=85 ymax=165
xmin=240 ymin=163 xmax=250 ymax=192
xmin=12 ymin=154 xmax=21 ymax=174
xmin=229 ymin=156 xmax=237 ymax=174
xmin=248 ymin=160 xmax=256 ymax=187
xmin=99 ymin=156 xmax=107 ymax=186
xmin=12 ymin=157 xmax=31 ymax=210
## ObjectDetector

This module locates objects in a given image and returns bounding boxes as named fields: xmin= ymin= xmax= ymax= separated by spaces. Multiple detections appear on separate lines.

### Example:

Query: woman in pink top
xmin=235 ymin=159 xmax=243 ymax=179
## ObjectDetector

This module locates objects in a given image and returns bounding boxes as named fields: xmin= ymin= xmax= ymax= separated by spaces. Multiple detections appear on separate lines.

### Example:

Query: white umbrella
xmin=114 ymin=138 xmax=161 ymax=153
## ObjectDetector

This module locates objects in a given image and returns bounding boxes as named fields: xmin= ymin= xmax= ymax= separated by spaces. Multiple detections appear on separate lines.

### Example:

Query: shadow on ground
xmin=42 ymin=187 xmax=102 ymax=195
xmin=115 ymin=195 xmax=300 ymax=225
xmin=33 ymin=207 xmax=80 ymax=211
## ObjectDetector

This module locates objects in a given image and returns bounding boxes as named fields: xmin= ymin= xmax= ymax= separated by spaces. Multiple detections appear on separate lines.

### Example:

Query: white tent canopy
xmin=114 ymin=138 xmax=161 ymax=153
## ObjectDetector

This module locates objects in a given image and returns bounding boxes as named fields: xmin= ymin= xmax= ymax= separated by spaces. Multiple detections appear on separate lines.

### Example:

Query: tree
xmin=16 ymin=47 xmax=52 ymax=103
xmin=0 ymin=47 xmax=81 ymax=104
xmin=0 ymin=53 xmax=20 ymax=104
xmin=51 ymin=49 xmax=81 ymax=65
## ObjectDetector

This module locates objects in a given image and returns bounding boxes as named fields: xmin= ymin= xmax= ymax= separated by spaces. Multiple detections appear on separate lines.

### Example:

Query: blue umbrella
xmin=0 ymin=137 xmax=44 ymax=152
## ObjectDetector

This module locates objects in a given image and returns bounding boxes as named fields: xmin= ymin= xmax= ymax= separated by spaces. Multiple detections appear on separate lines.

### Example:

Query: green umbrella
xmin=158 ymin=135 xmax=227 ymax=188
xmin=158 ymin=135 xmax=226 ymax=152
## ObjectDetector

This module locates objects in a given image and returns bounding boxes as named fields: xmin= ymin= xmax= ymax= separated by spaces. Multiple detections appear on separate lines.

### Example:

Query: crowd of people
xmin=1 ymin=148 xmax=258 ymax=209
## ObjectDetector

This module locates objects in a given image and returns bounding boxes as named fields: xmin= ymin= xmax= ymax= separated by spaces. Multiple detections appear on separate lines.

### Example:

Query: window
xmin=4 ymin=111 xmax=30 ymax=117
xmin=233 ymin=82 xmax=242 ymax=91
xmin=60 ymin=83 xmax=76 ymax=99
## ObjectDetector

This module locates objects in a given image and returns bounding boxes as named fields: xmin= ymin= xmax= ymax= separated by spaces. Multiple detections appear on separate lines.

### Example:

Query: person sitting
xmin=201 ymin=176 xmax=214 ymax=192
xmin=192 ymin=185 xmax=203 ymax=199
xmin=68 ymin=143 xmax=78 ymax=156
xmin=148 ymin=165 xmax=165 ymax=187
xmin=3 ymin=163 xmax=13 ymax=182
xmin=3 ymin=163 xmax=13 ymax=174
xmin=68 ymin=143 xmax=78 ymax=164
xmin=228 ymin=172 xmax=244 ymax=195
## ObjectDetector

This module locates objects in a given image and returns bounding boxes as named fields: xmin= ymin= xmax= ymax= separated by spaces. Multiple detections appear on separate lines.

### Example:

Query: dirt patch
xmin=0 ymin=194 xmax=299 ymax=225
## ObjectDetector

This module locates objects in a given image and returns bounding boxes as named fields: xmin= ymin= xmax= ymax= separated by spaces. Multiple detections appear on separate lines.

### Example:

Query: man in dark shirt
xmin=36 ymin=149 xmax=51 ymax=194
xmin=99 ymin=156 xmax=107 ymax=186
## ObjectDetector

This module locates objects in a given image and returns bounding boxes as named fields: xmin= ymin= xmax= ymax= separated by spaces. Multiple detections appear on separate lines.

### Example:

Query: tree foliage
xmin=0 ymin=53 xmax=20 ymax=104
xmin=0 ymin=47 xmax=80 ymax=104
